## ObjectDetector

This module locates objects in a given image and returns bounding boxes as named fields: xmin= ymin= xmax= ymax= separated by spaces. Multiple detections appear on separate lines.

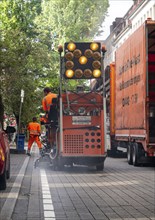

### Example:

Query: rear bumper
xmin=58 ymin=155 xmax=107 ymax=166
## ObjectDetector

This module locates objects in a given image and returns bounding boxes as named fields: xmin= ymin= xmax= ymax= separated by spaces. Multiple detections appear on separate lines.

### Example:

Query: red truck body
xmin=54 ymin=91 xmax=107 ymax=170
xmin=106 ymin=19 xmax=155 ymax=165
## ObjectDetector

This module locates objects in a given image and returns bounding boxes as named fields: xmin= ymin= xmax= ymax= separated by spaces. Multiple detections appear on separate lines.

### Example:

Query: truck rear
xmin=51 ymin=42 xmax=107 ymax=170
xmin=114 ymin=18 xmax=155 ymax=165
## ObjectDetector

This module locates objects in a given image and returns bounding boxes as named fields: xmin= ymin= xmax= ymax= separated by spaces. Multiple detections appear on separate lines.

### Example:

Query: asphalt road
xmin=0 ymin=145 xmax=155 ymax=220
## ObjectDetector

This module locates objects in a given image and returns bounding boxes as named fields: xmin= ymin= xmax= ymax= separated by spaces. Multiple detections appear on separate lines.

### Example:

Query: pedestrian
xmin=27 ymin=117 xmax=42 ymax=156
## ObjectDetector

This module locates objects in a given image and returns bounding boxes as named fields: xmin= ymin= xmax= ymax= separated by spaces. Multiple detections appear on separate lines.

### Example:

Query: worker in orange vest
xmin=42 ymin=87 xmax=57 ymax=148
xmin=42 ymin=87 xmax=57 ymax=114
xmin=40 ymin=114 xmax=48 ymax=125
xmin=27 ymin=117 xmax=42 ymax=156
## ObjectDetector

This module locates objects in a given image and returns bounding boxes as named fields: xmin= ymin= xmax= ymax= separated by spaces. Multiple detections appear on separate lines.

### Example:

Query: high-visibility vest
xmin=27 ymin=122 xmax=41 ymax=135
xmin=42 ymin=92 xmax=57 ymax=112
xmin=40 ymin=115 xmax=48 ymax=124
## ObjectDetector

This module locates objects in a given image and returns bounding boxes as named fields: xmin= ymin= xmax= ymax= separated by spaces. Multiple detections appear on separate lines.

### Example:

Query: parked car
xmin=0 ymin=126 xmax=15 ymax=190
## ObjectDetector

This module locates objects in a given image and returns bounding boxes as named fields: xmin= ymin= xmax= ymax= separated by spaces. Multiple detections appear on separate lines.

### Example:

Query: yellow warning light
xmin=73 ymin=49 xmax=82 ymax=58
xmin=93 ymin=52 xmax=101 ymax=60
xmin=93 ymin=69 xmax=101 ymax=78
xmin=65 ymin=52 xmax=74 ymax=60
xmin=79 ymin=56 xmax=88 ymax=65
xmin=92 ymin=61 xmax=101 ymax=69
xmin=90 ymin=42 xmax=99 ymax=51
xmin=84 ymin=49 xmax=93 ymax=58
xmin=75 ymin=69 xmax=83 ymax=78
xmin=67 ymin=42 xmax=76 ymax=51
xmin=66 ymin=61 xmax=74 ymax=69
xmin=64 ymin=42 xmax=102 ymax=79
xmin=65 ymin=69 xmax=74 ymax=78
xmin=84 ymin=69 xmax=92 ymax=78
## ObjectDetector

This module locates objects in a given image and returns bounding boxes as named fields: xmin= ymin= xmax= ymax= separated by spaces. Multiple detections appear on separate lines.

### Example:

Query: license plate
xmin=72 ymin=116 xmax=91 ymax=125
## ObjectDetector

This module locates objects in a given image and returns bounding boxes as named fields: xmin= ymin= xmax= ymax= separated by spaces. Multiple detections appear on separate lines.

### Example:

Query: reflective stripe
xmin=29 ymin=130 xmax=39 ymax=135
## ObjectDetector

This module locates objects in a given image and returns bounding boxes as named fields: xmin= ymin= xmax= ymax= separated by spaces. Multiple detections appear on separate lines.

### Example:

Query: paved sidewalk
xmin=6 ymin=144 xmax=155 ymax=220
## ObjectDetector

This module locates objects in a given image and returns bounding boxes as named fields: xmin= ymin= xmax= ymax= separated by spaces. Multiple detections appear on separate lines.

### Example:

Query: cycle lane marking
xmin=40 ymin=169 xmax=56 ymax=219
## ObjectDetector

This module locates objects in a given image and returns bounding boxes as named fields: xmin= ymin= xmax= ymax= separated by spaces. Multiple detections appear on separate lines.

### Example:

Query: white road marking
xmin=40 ymin=169 xmax=56 ymax=220
xmin=0 ymin=156 xmax=29 ymax=220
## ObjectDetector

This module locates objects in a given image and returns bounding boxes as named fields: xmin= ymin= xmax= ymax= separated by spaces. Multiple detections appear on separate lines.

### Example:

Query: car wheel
xmin=0 ymin=167 xmax=7 ymax=190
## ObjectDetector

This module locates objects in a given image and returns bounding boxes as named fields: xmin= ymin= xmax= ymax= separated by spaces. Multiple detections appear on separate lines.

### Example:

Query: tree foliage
xmin=36 ymin=0 xmax=109 ymax=45
xmin=0 ymin=0 xmax=109 ymax=127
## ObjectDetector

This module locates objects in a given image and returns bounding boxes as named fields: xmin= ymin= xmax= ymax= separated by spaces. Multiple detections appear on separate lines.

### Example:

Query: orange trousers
xmin=28 ymin=135 xmax=42 ymax=150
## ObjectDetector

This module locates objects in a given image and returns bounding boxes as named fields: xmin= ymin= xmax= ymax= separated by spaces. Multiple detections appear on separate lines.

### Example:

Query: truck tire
xmin=127 ymin=144 xmax=133 ymax=165
xmin=132 ymin=143 xmax=139 ymax=166
xmin=52 ymin=158 xmax=58 ymax=171
xmin=96 ymin=163 xmax=104 ymax=171
xmin=58 ymin=160 xmax=64 ymax=171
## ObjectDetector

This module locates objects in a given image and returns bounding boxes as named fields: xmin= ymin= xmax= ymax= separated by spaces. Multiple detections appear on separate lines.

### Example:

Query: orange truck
xmin=105 ymin=18 xmax=155 ymax=166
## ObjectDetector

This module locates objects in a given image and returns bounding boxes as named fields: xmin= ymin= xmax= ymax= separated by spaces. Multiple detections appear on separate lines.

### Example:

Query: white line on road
xmin=40 ymin=169 xmax=56 ymax=220
xmin=0 ymin=156 xmax=29 ymax=220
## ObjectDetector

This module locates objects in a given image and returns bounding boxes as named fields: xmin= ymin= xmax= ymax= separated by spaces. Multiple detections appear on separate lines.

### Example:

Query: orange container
xmin=114 ymin=19 xmax=155 ymax=155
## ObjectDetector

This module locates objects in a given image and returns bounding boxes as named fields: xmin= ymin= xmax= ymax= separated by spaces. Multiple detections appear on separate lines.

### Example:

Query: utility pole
xmin=16 ymin=89 xmax=25 ymax=150
xmin=58 ymin=45 xmax=63 ymax=153
xmin=18 ymin=89 xmax=24 ymax=133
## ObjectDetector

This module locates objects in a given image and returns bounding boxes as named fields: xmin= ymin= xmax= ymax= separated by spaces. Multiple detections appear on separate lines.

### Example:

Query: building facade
xmin=104 ymin=0 xmax=155 ymax=68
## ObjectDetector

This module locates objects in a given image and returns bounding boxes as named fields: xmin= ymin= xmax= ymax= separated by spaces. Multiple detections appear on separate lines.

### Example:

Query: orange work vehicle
xmin=104 ymin=18 xmax=155 ymax=166
xmin=50 ymin=42 xmax=107 ymax=170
